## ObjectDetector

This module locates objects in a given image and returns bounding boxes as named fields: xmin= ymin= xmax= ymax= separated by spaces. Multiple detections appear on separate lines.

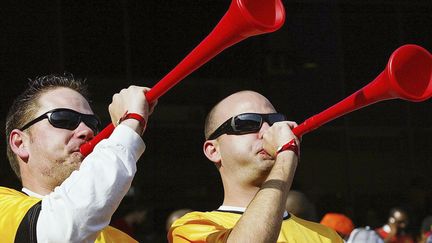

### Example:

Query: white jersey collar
xmin=22 ymin=187 xmax=44 ymax=199
xmin=218 ymin=205 xmax=289 ymax=218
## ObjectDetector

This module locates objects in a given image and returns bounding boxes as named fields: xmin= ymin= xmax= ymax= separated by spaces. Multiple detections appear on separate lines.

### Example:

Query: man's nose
xmin=258 ymin=122 xmax=271 ymax=138
xmin=75 ymin=122 xmax=95 ymax=141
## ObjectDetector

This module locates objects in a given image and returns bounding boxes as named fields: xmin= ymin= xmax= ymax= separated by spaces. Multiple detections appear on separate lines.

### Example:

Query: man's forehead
xmin=214 ymin=91 xmax=276 ymax=122
xmin=37 ymin=87 xmax=92 ymax=114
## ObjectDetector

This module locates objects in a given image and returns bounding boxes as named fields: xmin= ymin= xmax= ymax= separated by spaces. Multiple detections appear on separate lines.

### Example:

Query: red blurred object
xmin=293 ymin=44 xmax=432 ymax=137
xmin=80 ymin=0 xmax=286 ymax=156
xmin=320 ymin=213 xmax=354 ymax=238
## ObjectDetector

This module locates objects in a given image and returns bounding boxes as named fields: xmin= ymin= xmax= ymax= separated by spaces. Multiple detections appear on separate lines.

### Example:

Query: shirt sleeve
xmin=36 ymin=124 xmax=146 ymax=243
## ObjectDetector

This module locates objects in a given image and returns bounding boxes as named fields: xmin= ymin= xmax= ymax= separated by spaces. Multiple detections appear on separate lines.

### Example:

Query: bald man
xmin=168 ymin=91 xmax=342 ymax=243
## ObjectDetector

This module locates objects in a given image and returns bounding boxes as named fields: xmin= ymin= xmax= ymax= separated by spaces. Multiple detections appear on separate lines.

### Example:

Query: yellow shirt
xmin=169 ymin=210 xmax=343 ymax=243
xmin=0 ymin=186 xmax=137 ymax=243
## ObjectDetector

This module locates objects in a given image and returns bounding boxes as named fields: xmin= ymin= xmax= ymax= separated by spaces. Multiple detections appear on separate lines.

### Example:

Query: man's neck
xmin=21 ymin=176 xmax=54 ymax=196
xmin=222 ymin=180 xmax=260 ymax=208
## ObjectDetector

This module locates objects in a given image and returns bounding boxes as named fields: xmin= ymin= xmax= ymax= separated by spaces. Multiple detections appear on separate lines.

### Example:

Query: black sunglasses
xmin=208 ymin=113 xmax=287 ymax=140
xmin=20 ymin=108 xmax=100 ymax=134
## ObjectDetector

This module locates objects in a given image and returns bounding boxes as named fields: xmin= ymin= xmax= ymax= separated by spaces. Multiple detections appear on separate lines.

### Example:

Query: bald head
xmin=204 ymin=91 xmax=276 ymax=139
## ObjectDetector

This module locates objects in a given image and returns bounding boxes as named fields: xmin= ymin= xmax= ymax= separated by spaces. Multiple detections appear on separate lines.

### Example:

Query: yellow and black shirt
xmin=0 ymin=187 xmax=137 ymax=243
xmin=169 ymin=209 xmax=343 ymax=243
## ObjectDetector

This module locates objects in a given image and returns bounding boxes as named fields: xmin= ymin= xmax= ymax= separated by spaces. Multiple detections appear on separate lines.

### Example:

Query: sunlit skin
xmin=216 ymin=93 xmax=276 ymax=184
xmin=14 ymin=88 xmax=95 ymax=195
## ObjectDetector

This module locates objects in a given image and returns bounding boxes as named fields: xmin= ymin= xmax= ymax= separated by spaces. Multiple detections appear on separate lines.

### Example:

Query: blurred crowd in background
xmin=104 ymin=187 xmax=432 ymax=243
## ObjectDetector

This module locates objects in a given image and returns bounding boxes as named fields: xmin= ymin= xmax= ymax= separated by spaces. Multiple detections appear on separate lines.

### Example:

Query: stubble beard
xmin=48 ymin=153 xmax=83 ymax=187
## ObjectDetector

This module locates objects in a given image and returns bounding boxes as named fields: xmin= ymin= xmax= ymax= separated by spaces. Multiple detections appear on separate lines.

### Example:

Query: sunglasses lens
xmin=49 ymin=110 xmax=99 ymax=133
xmin=50 ymin=110 xmax=81 ymax=130
xmin=267 ymin=113 xmax=286 ymax=125
xmin=234 ymin=114 xmax=262 ymax=132
xmin=208 ymin=113 xmax=287 ymax=140
xmin=82 ymin=116 xmax=100 ymax=133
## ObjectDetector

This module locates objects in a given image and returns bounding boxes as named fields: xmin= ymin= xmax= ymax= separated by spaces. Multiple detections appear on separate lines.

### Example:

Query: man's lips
xmin=71 ymin=142 xmax=86 ymax=154
xmin=71 ymin=148 xmax=81 ymax=154
xmin=258 ymin=149 xmax=272 ymax=157
xmin=71 ymin=147 xmax=84 ymax=159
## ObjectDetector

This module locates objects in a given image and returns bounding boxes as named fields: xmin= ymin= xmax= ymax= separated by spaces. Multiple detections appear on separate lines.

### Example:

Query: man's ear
xmin=203 ymin=140 xmax=221 ymax=166
xmin=9 ymin=129 xmax=30 ymax=162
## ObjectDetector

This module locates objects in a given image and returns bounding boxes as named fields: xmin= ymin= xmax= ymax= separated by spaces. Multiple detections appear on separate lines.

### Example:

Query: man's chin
xmin=51 ymin=163 xmax=81 ymax=188
xmin=256 ymin=157 xmax=275 ymax=172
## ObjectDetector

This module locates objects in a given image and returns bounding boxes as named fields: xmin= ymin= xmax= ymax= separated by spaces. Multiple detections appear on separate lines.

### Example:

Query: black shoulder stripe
xmin=15 ymin=201 xmax=42 ymax=243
